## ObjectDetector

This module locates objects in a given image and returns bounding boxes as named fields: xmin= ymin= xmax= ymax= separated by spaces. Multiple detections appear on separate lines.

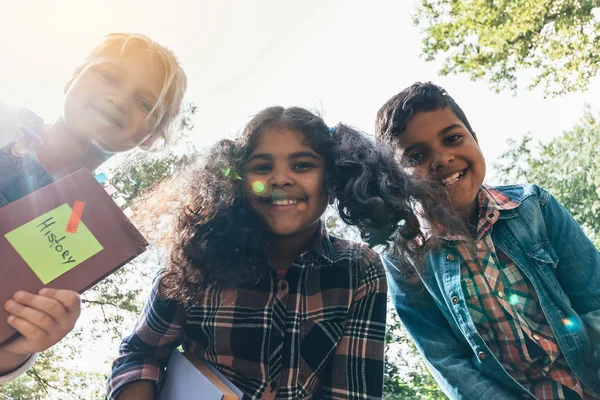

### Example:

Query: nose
xmin=268 ymin=168 xmax=294 ymax=188
xmin=107 ymin=91 xmax=130 ymax=114
xmin=430 ymin=150 xmax=455 ymax=171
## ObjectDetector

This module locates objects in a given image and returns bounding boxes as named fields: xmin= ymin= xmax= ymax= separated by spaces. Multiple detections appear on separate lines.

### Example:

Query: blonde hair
xmin=73 ymin=32 xmax=188 ymax=150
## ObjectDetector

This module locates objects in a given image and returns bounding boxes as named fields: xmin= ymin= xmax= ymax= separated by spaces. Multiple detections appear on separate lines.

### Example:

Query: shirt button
xmin=447 ymin=254 xmax=455 ymax=261
xmin=476 ymin=243 xmax=483 ymax=251
xmin=488 ymin=213 xmax=494 ymax=218
xmin=498 ymin=291 xmax=504 ymax=298
xmin=533 ymin=334 xmax=540 ymax=341
xmin=478 ymin=351 xmax=488 ymax=360
xmin=451 ymin=296 xmax=460 ymax=305
xmin=543 ymin=366 xmax=551 ymax=373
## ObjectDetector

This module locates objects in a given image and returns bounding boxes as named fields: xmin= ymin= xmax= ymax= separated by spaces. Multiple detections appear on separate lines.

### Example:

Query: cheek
xmin=310 ymin=176 xmax=329 ymax=210
xmin=406 ymin=165 xmax=429 ymax=179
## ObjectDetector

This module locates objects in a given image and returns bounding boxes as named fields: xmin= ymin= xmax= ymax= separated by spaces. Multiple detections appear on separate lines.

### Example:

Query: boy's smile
xmin=398 ymin=107 xmax=486 ymax=222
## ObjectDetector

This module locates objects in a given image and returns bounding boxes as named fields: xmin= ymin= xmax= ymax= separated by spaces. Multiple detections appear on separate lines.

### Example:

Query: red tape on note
xmin=66 ymin=201 xmax=85 ymax=234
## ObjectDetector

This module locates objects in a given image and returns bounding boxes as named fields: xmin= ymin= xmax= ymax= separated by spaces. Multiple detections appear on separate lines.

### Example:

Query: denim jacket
xmin=0 ymin=105 xmax=53 ymax=207
xmin=384 ymin=184 xmax=600 ymax=400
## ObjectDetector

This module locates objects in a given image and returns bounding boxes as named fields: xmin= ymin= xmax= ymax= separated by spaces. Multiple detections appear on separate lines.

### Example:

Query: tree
xmin=494 ymin=106 xmax=600 ymax=247
xmin=383 ymin=312 xmax=446 ymax=399
xmin=415 ymin=0 xmax=600 ymax=96
xmin=109 ymin=103 xmax=199 ymax=201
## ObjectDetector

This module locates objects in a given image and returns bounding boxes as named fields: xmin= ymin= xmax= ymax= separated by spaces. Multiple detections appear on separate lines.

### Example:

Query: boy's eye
xmin=293 ymin=162 xmax=316 ymax=172
xmin=446 ymin=134 xmax=462 ymax=144
xmin=407 ymin=152 xmax=425 ymax=164
xmin=251 ymin=164 xmax=272 ymax=173
xmin=98 ymin=71 xmax=117 ymax=84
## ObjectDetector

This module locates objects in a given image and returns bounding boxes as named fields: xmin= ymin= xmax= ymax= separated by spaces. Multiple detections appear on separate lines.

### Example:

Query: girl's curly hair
xmin=160 ymin=106 xmax=458 ymax=302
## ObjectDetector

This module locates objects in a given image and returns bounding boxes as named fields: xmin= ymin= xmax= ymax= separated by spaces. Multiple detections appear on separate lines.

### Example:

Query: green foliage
xmin=416 ymin=0 xmax=600 ymax=96
xmin=495 ymin=106 xmax=600 ymax=247
xmin=109 ymin=103 xmax=199 ymax=201
xmin=383 ymin=312 xmax=446 ymax=399
xmin=110 ymin=152 xmax=198 ymax=201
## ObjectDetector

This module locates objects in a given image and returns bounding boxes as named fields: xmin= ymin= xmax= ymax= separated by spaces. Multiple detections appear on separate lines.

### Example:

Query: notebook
xmin=0 ymin=168 xmax=148 ymax=344
xmin=158 ymin=350 xmax=243 ymax=400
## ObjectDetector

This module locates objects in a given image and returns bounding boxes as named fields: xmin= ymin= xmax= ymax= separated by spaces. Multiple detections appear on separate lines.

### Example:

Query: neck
xmin=459 ymin=201 xmax=479 ymax=237
xmin=35 ymin=118 xmax=112 ymax=179
xmin=268 ymin=223 xmax=319 ymax=272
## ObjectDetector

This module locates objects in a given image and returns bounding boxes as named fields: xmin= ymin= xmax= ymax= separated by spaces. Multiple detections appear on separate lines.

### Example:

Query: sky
xmin=1 ymin=0 xmax=599 ymax=390
xmin=1 ymin=0 xmax=599 ymax=186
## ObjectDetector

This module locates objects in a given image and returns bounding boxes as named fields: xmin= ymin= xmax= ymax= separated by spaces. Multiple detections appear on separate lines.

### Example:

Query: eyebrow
xmin=247 ymin=151 xmax=322 ymax=163
xmin=403 ymin=123 xmax=464 ymax=154
xmin=94 ymin=61 xmax=160 ymax=103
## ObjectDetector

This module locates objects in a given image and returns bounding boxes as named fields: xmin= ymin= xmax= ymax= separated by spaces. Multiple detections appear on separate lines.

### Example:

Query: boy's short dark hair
xmin=375 ymin=82 xmax=475 ymax=144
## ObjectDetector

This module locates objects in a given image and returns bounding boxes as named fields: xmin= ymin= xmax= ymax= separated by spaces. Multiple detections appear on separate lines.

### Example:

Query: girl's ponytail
xmin=327 ymin=123 xmax=422 ymax=246
xmin=327 ymin=123 xmax=461 ymax=273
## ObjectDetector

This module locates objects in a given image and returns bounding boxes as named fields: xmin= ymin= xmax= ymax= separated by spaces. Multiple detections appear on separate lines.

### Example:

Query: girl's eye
xmin=251 ymin=164 xmax=272 ymax=173
xmin=293 ymin=162 xmax=315 ymax=172
xmin=139 ymin=100 xmax=153 ymax=112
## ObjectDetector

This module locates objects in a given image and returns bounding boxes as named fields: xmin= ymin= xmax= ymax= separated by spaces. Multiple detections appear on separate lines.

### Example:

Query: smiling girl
xmin=107 ymin=106 xmax=447 ymax=399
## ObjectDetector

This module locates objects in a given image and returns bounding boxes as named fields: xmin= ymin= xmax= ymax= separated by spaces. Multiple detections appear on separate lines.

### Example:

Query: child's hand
xmin=3 ymin=289 xmax=81 ymax=356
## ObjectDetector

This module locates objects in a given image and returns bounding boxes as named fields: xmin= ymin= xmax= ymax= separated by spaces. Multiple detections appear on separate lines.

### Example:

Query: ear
xmin=64 ymin=78 xmax=74 ymax=94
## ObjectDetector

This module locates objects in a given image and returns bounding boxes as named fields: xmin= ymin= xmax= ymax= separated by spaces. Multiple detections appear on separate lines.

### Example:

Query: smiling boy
xmin=376 ymin=82 xmax=600 ymax=399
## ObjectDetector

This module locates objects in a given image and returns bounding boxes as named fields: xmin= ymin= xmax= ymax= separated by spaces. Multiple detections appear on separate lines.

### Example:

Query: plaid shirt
xmin=450 ymin=185 xmax=599 ymax=399
xmin=107 ymin=223 xmax=387 ymax=399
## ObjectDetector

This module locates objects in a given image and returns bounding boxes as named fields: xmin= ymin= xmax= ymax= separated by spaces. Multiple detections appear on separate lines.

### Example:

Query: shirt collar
xmin=416 ymin=185 xmax=521 ymax=243
xmin=303 ymin=220 xmax=335 ymax=263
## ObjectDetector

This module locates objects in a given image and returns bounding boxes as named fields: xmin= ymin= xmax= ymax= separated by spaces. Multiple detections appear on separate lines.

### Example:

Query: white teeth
xmin=441 ymin=170 xmax=465 ymax=186
xmin=271 ymin=199 xmax=298 ymax=206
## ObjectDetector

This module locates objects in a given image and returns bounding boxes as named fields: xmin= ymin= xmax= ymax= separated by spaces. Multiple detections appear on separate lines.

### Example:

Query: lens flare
xmin=563 ymin=318 xmax=575 ymax=328
xmin=252 ymin=181 xmax=267 ymax=195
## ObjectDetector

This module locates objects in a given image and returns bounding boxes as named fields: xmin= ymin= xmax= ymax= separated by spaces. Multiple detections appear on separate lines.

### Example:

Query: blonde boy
xmin=0 ymin=32 xmax=187 ymax=382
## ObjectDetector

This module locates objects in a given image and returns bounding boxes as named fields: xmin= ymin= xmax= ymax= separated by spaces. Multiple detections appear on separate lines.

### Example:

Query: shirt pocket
xmin=298 ymin=319 xmax=346 ymax=389
xmin=526 ymin=241 xmax=569 ymax=303
xmin=526 ymin=241 xmax=559 ymax=269
xmin=298 ymin=295 xmax=349 ymax=387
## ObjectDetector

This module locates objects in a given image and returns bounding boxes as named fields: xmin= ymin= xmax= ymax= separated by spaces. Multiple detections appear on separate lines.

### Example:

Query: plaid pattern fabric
xmin=451 ymin=185 xmax=599 ymax=399
xmin=107 ymin=223 xmax=387 ymax=399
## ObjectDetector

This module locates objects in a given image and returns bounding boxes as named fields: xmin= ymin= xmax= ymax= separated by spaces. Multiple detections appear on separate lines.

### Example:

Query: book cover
xmin=0 ymin=168 xmax=148 ymax=344
xmin=158 ymin=351 xmax=243 ymax=400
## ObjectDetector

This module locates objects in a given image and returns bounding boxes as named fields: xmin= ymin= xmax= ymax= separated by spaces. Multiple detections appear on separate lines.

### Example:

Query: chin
xmin=269 ymin=227 xmax=300 ymax=236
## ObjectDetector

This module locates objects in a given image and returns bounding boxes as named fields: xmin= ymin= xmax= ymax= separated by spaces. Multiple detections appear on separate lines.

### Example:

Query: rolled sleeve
xmin=0 ymin=353 xmax=38 ymax=384
xmin=107 ymin=279 xmax=186 ymax=399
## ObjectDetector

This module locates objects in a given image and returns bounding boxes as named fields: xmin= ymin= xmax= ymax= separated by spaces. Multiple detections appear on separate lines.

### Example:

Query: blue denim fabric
xmin=384 ymin=184 xmax=600 ymax=400
xmin=0 ymin=107 xmax=53 ymax=207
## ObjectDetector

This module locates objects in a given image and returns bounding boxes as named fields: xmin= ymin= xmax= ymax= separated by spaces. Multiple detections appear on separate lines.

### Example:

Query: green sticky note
xmin=5 ymin=203 xmax=103 ymax=284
